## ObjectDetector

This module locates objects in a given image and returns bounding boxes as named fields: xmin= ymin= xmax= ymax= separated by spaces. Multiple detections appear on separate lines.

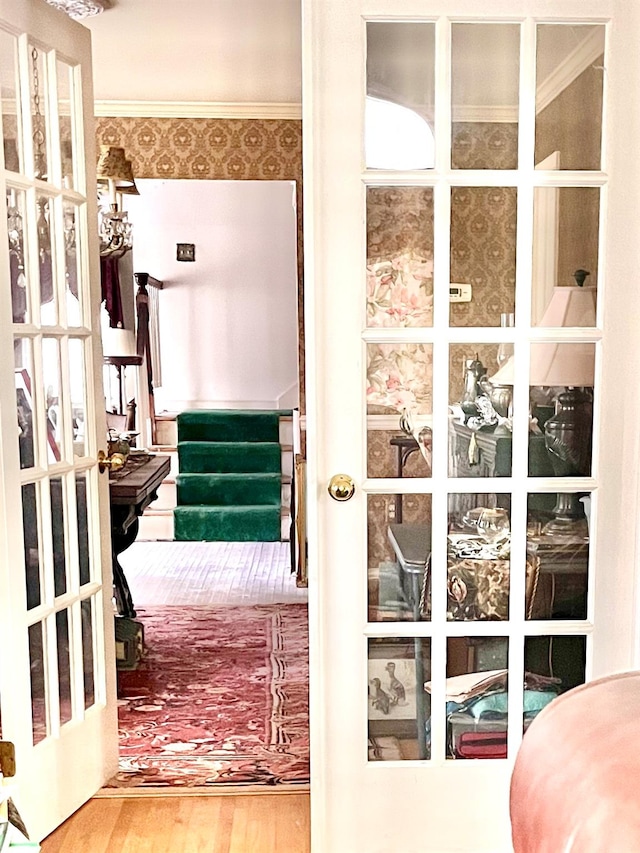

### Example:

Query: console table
xmin=109 ymin=452 xmax=170 ymax=617
xmin=449 ymin=421 xmax=554 ymax=478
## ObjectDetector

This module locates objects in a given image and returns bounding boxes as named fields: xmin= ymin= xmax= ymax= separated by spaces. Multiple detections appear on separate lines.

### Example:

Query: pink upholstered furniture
xmin=510 ymin=671 xmax=640 ymax=852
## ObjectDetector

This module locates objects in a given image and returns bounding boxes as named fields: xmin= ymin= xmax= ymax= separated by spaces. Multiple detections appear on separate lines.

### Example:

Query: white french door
xmin=0 ymin=0 xmax=117 ymax=842
xmin=304 ymin=1 xmax=640 ymax=851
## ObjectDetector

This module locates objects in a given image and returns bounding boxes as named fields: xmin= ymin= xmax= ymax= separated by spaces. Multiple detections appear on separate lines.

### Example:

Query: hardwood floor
xmin=39 ymin=793 xmax=311 ymax=853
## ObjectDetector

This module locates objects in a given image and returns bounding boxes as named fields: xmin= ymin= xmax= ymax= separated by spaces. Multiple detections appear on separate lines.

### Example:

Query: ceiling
xmin=80 ymin=0 xmax=302 ymax=104
xmin=79 ymin=3 xmax=602 ymax=114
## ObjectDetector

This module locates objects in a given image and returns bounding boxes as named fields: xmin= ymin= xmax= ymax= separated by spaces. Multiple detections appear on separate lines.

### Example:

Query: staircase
xmin=173 ymin=410 xmax=293 ymax=542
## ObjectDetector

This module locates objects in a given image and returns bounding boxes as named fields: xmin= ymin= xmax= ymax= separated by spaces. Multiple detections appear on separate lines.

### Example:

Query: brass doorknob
xmin=328 ymin=473 xmax=355 ymax=502
xmin=98 ymin=449 xmax=126 ymax=473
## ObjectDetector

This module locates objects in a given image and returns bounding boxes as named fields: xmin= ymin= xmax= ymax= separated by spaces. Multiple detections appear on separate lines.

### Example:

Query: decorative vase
xmin=461 ymin=357 xmax=487 ymax=420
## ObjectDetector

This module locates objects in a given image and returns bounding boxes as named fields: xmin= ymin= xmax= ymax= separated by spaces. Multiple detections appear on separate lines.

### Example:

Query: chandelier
xmin=96 ymin=145 xmax=139 ymax=258
xmin=45 ymin=0 xmax=110 ymax=19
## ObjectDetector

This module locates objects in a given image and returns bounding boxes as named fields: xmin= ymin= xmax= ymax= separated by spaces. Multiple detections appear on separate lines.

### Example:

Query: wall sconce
xmin=96 ymin=145 xmax=139 ymax=258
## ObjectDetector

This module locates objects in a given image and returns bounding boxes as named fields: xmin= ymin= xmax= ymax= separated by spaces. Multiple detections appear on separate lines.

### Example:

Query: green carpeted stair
xmin=174 ymin=410 xmax=291 ymax=542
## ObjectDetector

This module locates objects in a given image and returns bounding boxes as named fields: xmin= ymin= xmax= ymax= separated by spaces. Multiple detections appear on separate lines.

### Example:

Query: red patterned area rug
xmin=104 ymin=603 xmax=309 ymax=789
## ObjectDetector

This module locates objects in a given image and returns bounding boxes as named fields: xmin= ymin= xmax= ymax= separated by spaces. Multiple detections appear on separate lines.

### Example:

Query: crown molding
xmin=452 ymin=105 xmax=518 ymax=123
xmin=536 ymin=27 xmax=604 ymax=114
xmin=93 ymin=100 xmax=303 ymax=120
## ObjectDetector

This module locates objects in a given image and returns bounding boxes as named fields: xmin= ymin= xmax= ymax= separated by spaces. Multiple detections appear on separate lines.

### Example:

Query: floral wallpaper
xmin=367 ymin=343 xmax=433 ymax=415
xmin=367 ymin=252 xmax=434 ymax=328
xmin=95 ymin=116 xmax=305 ymax=409
xmin=364 ymin=125 xmax=517 ymax=425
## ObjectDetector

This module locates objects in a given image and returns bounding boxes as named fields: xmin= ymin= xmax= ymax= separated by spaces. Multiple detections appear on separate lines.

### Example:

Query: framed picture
xmin=368 ymin=656 xmax=417 ymax=721
xmin=367 ymin=639 xmax=427 ymax=740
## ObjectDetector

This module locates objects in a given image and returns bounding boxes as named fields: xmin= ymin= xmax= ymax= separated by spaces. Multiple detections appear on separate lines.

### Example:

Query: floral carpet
xmin=105 ymin=603 xmax=309 ymax=789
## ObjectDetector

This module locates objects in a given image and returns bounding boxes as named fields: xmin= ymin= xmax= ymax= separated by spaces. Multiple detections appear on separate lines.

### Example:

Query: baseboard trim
xmin=95 ymin=783 xmax=310 ymax=798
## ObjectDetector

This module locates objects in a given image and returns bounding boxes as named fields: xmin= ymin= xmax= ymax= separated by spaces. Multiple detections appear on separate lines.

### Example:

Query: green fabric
xmin=176 ymin=473 xmax=281 ymax=507
xmin=178 ymin=441 xmax=281 ymax=474
xmin=174 ymin=409 xmax=291 ymax=542
xmin=177 ymin=409 xmax=291 ymax=443
xmin=174 ymin=505 xmax=281 ymax=542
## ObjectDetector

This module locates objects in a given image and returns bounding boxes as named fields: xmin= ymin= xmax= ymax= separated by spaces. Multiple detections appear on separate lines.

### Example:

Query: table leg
xmin=111 ymin=512 xmax=139 ymax=618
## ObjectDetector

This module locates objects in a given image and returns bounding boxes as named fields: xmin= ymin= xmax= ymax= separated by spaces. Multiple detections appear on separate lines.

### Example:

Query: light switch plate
xmin=176 ymin=243 xmax=195 ymax=262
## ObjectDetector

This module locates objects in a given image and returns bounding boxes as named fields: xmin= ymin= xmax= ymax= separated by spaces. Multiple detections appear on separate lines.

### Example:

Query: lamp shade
xmin=534 ymin=285 xmax=597 ymax=328
xmin=118 ymin=162 xmax=140 ymax=195
xmin=530 ymin=285 xmax=596 ymax=387
xmin=530 ymin=341 xmax=595 ymax=387
xmin=103 ymin=327 xmax=136 ymax=358
xmin=96 ymin=146 xmax=136 ymax=190
xmin=488 ymin=355 xmax=514 ymax=385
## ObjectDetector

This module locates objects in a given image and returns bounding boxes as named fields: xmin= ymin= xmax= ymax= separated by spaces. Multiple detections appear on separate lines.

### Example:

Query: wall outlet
xmin=450 ymin=283 xmax=472 ymax=302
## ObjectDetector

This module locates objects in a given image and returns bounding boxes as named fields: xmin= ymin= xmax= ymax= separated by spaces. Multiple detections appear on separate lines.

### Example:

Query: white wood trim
xmin=453 ymin=104 xmax=518 ymax=122
xmin=536 ymin=25 xmax=605 ymax=114
xmin=93 ymin=99 xmax=302 ymax=120
xmin=532 ymin=151 xmax=561 ymax=324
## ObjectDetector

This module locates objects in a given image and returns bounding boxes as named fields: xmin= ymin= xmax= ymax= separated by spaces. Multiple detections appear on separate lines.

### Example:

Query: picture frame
xmin=367 ymin=640 xmax=422 ymax=740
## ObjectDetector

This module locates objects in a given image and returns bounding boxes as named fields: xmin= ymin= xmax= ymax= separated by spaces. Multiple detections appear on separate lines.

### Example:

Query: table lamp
xmin=530 ymin=271 xmax=596 ymax=536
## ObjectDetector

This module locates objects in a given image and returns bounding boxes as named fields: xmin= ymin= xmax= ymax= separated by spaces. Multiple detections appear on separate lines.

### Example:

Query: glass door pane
xmin=0 ymin=29 xmax=22 ymax=173
xmin=451 ymin=23 xmax=520 ymax=170
xmin=535 ymin=25 xmax=605 ymax=170
xmin=366 ymin=23 xmax=436 ymax=170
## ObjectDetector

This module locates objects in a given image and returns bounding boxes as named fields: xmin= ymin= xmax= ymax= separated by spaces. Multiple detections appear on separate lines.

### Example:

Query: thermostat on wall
xmin=450 ymin=283 xmax=472 ymax=302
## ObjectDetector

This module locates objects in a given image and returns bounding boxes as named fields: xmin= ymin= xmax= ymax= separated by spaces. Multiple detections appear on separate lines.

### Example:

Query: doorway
xmin=99 ymin=177 xmax=309 ymax=790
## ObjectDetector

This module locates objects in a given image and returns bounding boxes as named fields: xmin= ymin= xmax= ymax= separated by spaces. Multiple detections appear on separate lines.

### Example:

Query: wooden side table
xmin=103 ymin=354 xmax=143 ymax=428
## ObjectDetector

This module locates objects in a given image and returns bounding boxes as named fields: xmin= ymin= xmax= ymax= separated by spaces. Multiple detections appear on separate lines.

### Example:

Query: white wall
xmin=125 ymin=179 xmax=299 ymax=412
